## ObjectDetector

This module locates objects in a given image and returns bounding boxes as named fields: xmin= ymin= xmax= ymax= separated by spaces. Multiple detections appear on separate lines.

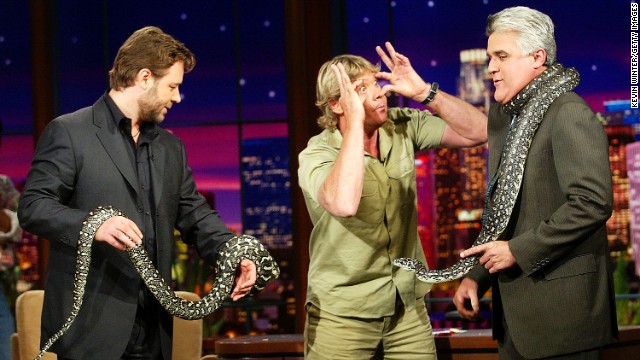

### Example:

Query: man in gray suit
xmin=18 ymin=26 xmax=257 ymax=360
xmin=453 ymin=6 xmax=618 ymax=359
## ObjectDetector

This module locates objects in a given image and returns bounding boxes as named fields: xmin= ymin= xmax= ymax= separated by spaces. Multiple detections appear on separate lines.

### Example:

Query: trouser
xmin=58 ymin=286 xmax=164 ymax=360
xmin=305 ymin=294 xmax=436 ymax=360
xmin=121 ymin=286 xmax=164 ymax=360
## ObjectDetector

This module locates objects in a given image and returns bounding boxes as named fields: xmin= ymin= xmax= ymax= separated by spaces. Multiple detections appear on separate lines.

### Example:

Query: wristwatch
xmin=421 ymin=82 xmax=439 ymax=105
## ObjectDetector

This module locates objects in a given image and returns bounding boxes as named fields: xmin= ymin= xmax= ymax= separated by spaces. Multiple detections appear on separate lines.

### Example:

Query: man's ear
xmin=137 ymin=68 xmax=152 ymax=90
xmin=532 ymin=48 xmax=547 ymax=68
xmin=329 ymin=99 xmax=343 ymax=115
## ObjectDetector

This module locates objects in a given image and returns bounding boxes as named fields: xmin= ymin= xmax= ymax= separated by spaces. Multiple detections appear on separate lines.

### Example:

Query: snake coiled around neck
xmin=394 ymin=64 xmax=580 ymax=284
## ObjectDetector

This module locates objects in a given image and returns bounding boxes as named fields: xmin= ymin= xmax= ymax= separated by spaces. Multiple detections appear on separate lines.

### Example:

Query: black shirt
xmin=104 ymin=93 xmax=159 ymax=265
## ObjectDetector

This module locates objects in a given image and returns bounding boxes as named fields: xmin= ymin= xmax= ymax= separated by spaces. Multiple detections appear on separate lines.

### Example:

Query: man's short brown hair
xmin=109 ymin=26 xmax=196 ymax=90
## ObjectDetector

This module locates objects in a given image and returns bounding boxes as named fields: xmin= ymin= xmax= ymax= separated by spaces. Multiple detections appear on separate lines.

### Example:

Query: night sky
xmin=0 ymin=0 xmax=633 ymax=228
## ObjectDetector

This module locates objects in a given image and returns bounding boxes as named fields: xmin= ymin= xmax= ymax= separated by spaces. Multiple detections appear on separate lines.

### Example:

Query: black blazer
xmin=467 ymin=92 xmax=618 ymax=358
xmin=18 ymin=96 xmax=235 ymax=359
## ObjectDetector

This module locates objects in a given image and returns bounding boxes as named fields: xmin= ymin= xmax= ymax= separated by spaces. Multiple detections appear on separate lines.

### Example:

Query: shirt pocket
xmin=351 ymin=179 xmax=384 ymax=225
xmin=386 ymin=155 xmax=415 ymax=180
xmin=361 ymin=179 xmax=379 ymax=198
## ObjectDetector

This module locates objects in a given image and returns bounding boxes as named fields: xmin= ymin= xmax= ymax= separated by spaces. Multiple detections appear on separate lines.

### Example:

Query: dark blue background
xmin=0 ymin=0 xmax=632 ymax=228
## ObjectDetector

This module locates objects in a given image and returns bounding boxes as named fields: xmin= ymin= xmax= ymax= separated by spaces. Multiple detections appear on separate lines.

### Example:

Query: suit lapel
xmin=482 ymin=104 xmax=512 ymax=209
xmin=93 ymin=100 xmax=142 ymax=199
xmin=488 ymin=104 xmax=512 ymax=178
xmin=150 ymin=140 xmax=165 ymax=207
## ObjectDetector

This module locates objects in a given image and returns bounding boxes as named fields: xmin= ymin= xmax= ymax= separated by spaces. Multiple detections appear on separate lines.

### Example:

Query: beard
xmin=137 ymin=86 xmax=168 ymax=124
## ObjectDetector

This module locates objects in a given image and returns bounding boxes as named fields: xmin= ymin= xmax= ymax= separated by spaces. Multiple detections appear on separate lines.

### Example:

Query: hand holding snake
xmin=462 ymin=240 xmax=516 ymax=274
xmin=34 ymin=206 xmax=279 ymax=360
xmin=94 ymin=215 xmax=142 ymax=250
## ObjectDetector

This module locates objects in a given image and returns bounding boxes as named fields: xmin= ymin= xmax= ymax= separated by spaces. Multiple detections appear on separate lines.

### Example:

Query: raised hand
xmin=330 ymin=63 xmax=365 ymax=130
xmin=375 ymin=41 xmax=429 ymax=99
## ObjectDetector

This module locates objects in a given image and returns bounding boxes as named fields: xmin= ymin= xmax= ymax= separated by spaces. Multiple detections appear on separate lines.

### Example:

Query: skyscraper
xmin=239 ymin=136 xmax=296 ymax=333
xmin=413 ymin=49 xmax=491 ymax=307
xmin=627 ymin=141 xmax=640 ymax=276
xmin=241 ymin=137 xmax=293 ymax=249
xmin=602 ymin=101 xmax=636 ymax=251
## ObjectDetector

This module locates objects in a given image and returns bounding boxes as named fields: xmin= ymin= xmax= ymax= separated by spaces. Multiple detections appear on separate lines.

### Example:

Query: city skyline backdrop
xmin=0 ymin=1 xmax=632 ymax=230
xmin=0 ymin=0 xmax=636 ymax=335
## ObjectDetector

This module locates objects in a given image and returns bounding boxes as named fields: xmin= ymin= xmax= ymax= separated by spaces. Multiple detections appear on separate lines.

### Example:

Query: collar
xmin=103 ymin=93 xmax=159 ymax=143
xmin=501 ymin=63 xmax=579 ymax=116
xmin=325 ymin=120 xmax=395 ymax=161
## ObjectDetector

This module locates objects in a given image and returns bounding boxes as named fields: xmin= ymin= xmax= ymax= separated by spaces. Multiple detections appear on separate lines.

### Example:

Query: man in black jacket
xmin=19 ymin=26 xmax=257 ymax=360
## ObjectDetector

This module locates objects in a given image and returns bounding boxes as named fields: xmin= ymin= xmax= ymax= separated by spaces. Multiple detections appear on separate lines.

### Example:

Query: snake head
xmin=393 ymin=257 xmax=426 ymax=273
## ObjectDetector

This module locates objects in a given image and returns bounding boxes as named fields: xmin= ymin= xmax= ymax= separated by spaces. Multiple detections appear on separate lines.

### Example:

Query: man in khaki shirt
xmin=298 ymin=44 xmax=487 ymax=359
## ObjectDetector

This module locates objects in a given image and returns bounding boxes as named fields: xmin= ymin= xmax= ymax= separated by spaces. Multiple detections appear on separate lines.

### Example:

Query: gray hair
xmin=486 ymin=6 xmax=556 ymax=66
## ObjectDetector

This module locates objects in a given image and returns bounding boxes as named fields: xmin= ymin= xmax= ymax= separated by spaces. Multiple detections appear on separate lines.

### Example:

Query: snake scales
xmin=35 ymin=206 xmax=280 ymax=360
xmin=394 ymin=63 xmax=579 ymax=284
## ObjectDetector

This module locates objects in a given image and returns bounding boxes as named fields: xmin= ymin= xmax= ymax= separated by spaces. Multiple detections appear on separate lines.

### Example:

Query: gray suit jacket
xmin=467 ymin=92 xmax=618 ymax=358
xmin=18 ymin=96 xmax=235 ymax=359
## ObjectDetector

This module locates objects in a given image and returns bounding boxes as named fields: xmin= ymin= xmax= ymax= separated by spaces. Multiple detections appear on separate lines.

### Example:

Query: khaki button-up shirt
xmin=298 ymin=107 xmax=446 ymax=318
